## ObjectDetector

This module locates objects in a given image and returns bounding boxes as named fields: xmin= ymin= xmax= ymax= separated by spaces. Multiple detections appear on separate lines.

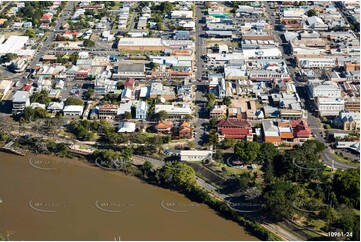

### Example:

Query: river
xmin=0 ymin=152 xmax=258 ymax=241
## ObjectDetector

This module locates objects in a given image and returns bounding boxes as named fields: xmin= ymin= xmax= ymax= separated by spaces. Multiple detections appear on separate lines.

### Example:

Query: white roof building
xmin=118 ymin=122 xmax=136 ymax=133
xmin=63 ymin=105 xmax=84 ymax=116
xmin=0 ymin=36 xmax=29 ymax=56
xmin=180 ymin=150 xmax=213 ymax=162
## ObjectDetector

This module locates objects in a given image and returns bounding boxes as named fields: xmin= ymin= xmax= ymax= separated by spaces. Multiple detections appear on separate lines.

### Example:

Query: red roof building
xmin=217 ymin=119 xmax=252 ymax=141
xmin=124 ymin=78 xmax=135 ymax=89
xmin=292 ymin=119 xmax=312 ymax=141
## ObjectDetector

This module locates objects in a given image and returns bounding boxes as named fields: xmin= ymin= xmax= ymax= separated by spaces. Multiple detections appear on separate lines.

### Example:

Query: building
xmin=118 ymin=38 xmax=166 ymax=51
xmin=99 ymin=104 xmax=119 ymax=120
xmin=118 ymin=122 xmax=136 ymax=133
xmin=116 ymin=62 xmax=145 ymax=79
xmin=63 ymin=105 xmax=84 ymax=116
xmin=171 ymin=11 xmax=193 ymax=20
xmin=12 ymin=91 xmax=30 ymax=115
xmin=262 ymin=120 xmax=294 ymax=145
xmin=307 ymin=80 xmax=341 ymax=99
xmin=0 ymin=36 xmax=29 ymax=56
xmin=155 ymin=121 xmax=173 ymax=133
xmin=154 ymin=104 xmax=192 ymax=119
xmin=0 ymin=80 xmax=12 ymax=99
xmin=332 ymin=112 xmax=360 ymax=131
xmin=317 ymin=97 xmax=345 ymax=117
xmin=217 ymin=119 xmax=252 ymax=141
xmin=180 ymin=150 xmax=213 ymax=162
xmin=47 ymin=101 xmax=64 ymax=113
xmin=291 ymin=119 xmax=312 ymax=142
xmin=178 ymin=121 xmax=192 ymax=138
xmin=210 ymin=105 xmax=227 ymax=120
xmin=136 ymin=101 xmax=147 ymax=120
xmin=334 ymin=141 xmax=360 ymax=153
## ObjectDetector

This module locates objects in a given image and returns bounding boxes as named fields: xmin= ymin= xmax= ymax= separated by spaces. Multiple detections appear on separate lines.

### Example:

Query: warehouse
xmin=117 ymin=38 xmax=166 ymax=51
xmin=0 ymin=36 xmax=29 ymax=56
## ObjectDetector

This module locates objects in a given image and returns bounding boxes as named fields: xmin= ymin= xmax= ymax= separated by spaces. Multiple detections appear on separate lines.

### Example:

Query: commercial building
xmin=0 ymin=80 xmax=12 ymax=99
xmin=180 ymin=150 xmax=213 ymax=162
xmin=0 ymin=36 xmax=29 ymax=56
xmin=12 ymin=91 xmax=30 ymax=115
xmin=63 ymin=105 xmax=84 ymax=116
xmin=317 ymin=98 xmax=345 ymax=117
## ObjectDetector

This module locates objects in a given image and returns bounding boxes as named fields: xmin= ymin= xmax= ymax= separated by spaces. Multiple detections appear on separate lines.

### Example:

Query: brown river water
xmin=0 ymin=152 xmax=258 ymax=241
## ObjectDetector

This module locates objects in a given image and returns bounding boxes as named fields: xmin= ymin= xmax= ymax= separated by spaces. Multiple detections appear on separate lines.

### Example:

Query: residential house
xmin=47 ymin=101 xmax=64 ymax=113
xmin=178 ymin=121 xmax=192 ymax=138
xmin=155 ymin=121 xmax=173 ymax=133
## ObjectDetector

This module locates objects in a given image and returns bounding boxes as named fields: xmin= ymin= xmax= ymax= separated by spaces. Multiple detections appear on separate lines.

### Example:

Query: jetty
xmin=1 ymin=140 xmax=25 ymax=156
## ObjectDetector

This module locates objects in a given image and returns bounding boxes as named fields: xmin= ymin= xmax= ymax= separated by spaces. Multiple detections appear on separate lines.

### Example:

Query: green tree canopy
xmin=65 ymin=97 xmax=84 ymax=106
xmin=223 ymin=97 xmax=232 ymax=107
xmin=154 ymin=110 xmax=168 ymax=121
xmin=306 ymin=9 xmax=318 ymax=17
xmin=333 ymin=169 xmax=360 ymax=209
xmin=234 ymin=140 xmax=261 ymax=163
xmin=158 ymin=162 xmax=196 ymax=191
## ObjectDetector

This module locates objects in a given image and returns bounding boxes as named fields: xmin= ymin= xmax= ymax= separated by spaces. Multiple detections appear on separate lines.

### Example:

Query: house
xmin=118 ymin=101 xmax=133 ymax=116
xmin=12 ymin=91 xmax=30 ymax=115
xmin=210 ymin=105 xmax=227 ymax=120
xmin=291 ymin=119 xmax=312 ymax=142
xmin=47 ymin=101 xmax=64 ymax=113
xmin=63 ymin=105 xmax=84 ymax=116
xmin=173 ymin=31 xmax=191 ymax=40
xmin=180 ymin=150 xmax=213 ymax=162
xmin=307 ymin=16 xmax=328 ymax=30
xmin=332 ymin=112 xmax=360 ymax=131
xmin=118 ymin=122 xmax=136 ymax=133
xmin=136 ymin=101 xmax=147 ymax=120
xmin=178 ymin=121 xmax=192 ymax=138
xmin=155 ymin=121 xmax=173 ymax=133
xmin=98 ymin=104 xmax=120 ymax=120
xmin=41 ymin=13 xmax=53 ymax=23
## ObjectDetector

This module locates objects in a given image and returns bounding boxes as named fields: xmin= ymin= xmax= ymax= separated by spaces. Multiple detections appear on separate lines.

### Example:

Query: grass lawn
xmin=331 ymin=153 xmax=360 ymax=166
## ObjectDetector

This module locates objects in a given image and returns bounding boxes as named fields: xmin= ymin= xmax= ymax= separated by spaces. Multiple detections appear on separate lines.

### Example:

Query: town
xmin=0 ymin=1 xmax=359 ymax=241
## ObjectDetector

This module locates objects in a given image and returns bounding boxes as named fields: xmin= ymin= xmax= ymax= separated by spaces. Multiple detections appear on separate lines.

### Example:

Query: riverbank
xmin=0 ymin=138 xmax=279 ymax=241
xmin=0 ymin=151 xmax=259 ymax=241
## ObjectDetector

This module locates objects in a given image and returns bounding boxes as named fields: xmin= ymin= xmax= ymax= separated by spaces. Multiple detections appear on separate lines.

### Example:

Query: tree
xmin=207 ymin=129 xmax=219 ymax=147
xmin=257 ymin=143 xmax=279 ymax=163
xmin=205 ymin=92 xmax=216 ymax=108
xmin=24 ymin=28 xmax=35 ymax=38
xmin=83 ymin=88 xmax=94 ymax=100
xmin=140 ymin=161 xmax=154 ymax=178
xmin=184 ymin=114 xmax=193 ymax=122
xmin=157 ymin=162 xmax=196 ymax=191
xmin=332 ymin=169 xmax=360 ymax=209
xmin=223 ymin=96 xmax=232 ymax=107
xmin=30 ymin=90 xmax=51 ymax=106
xmin=262 ymin=178 xmax=302 ymax=219
xmin=306 ymin=9 xmax=318 ymax=17
xmin=123 ymin=111 xmax=132 ymax=120
xmin=120 ymin=147 xmax=133 ymax=161
xmin=209 ymin=118 xmax=218 ymax=127
xmin=83 ymin=39 xmax=95 ymax=47
xmin=149 ymin=62 xmax=159 ymax=70
xmin=221 ymin=138 xmax=237 ymax=149
xmin=1 ymin=53 xmax=18 ymax=63
xmin=64 ymin=97 xmax=84 ymax=106
xmin=234 ymin=141 xmax=260 ymax=163
xmin=154 ymin=110 xmax=168 ymax=121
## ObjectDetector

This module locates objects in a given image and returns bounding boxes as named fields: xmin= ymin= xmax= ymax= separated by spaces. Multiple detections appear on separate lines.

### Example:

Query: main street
xmin=193 ymin=3 xmax=208 ymax=149
xmin=264 ymin=2 xmax=357 ymax=170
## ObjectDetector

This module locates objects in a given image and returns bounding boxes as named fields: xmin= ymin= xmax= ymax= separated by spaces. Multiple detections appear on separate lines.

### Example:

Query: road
xmin=127 ymin=3 xmax=138 ymax=32
xmin=29 ymin=1 xmax=76 ymax=69
xmin=193 ymin=4 xmax=208 ymax=149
